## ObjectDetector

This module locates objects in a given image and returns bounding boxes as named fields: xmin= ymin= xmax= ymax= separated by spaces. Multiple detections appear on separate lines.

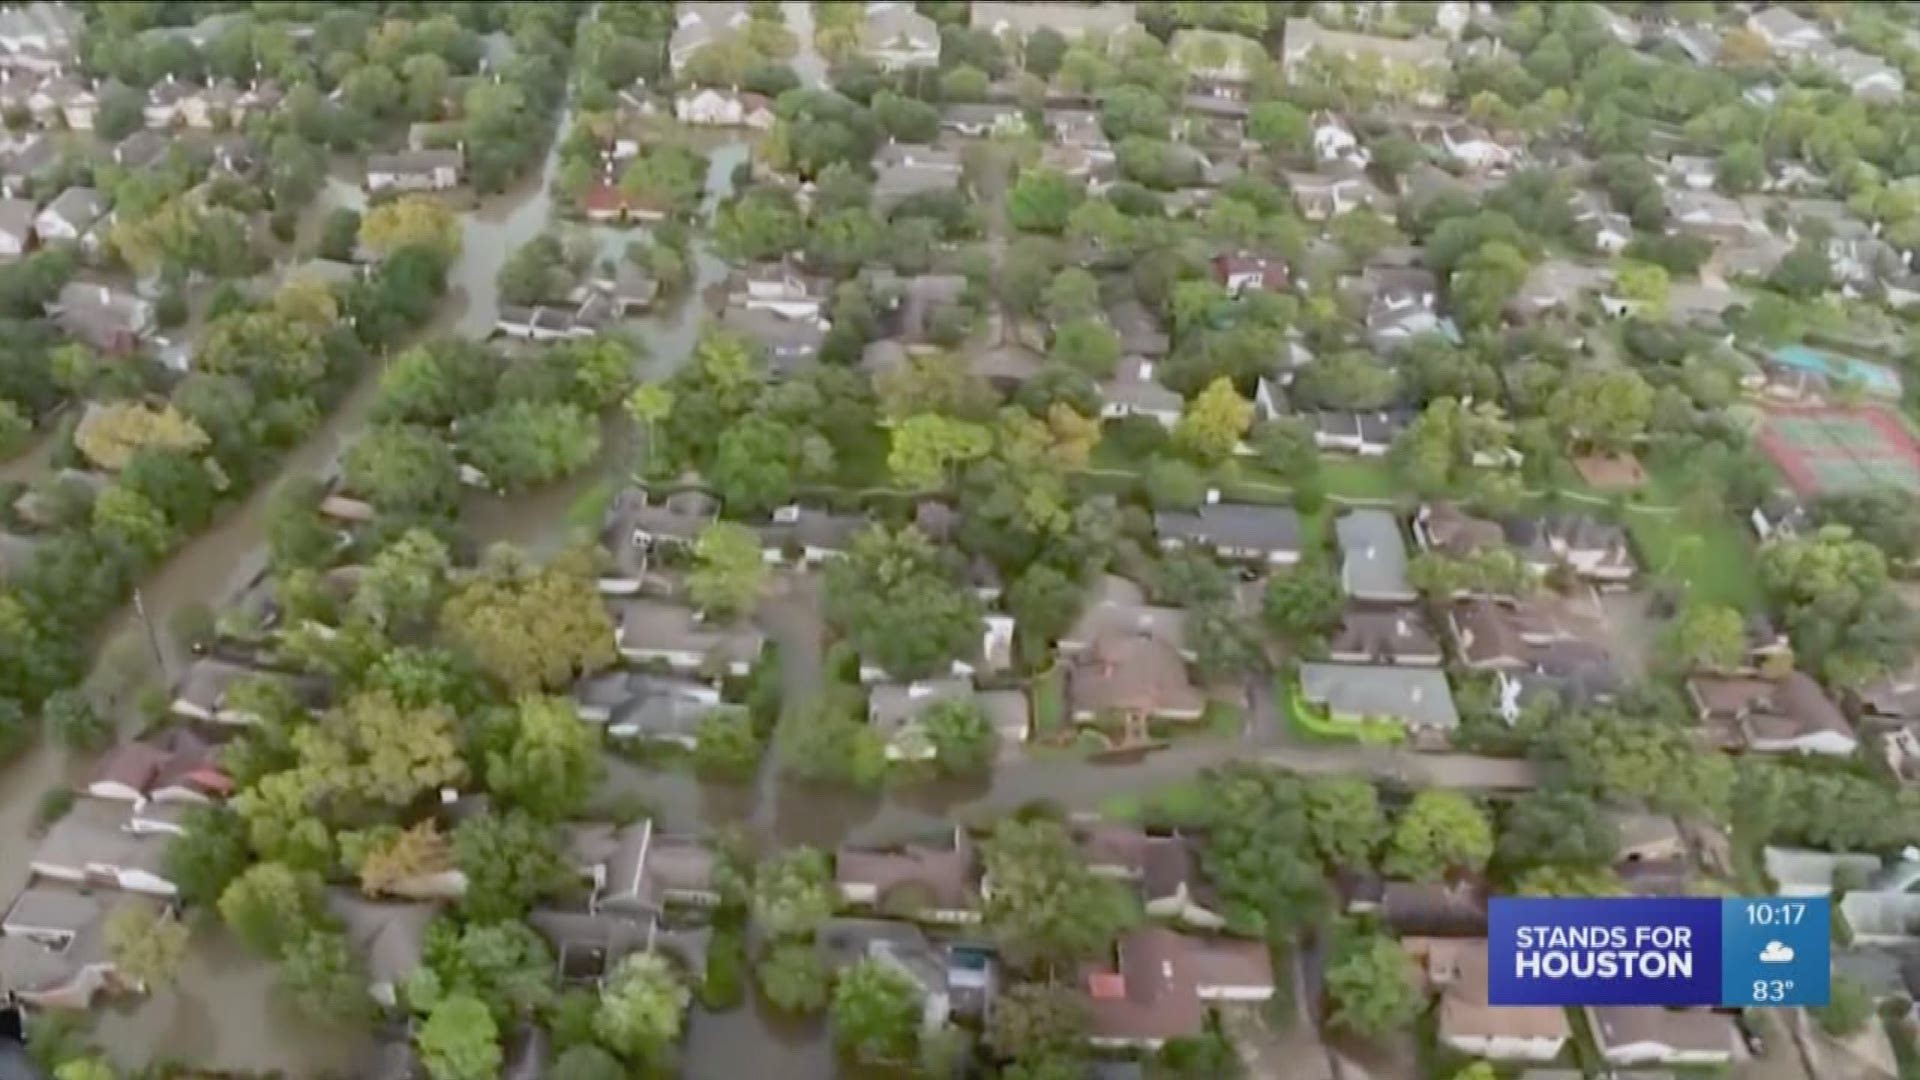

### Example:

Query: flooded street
xmin=783 ymin=1 xmax=831 ymax=90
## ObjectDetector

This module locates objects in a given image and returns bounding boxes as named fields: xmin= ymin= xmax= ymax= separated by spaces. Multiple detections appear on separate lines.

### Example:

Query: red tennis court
xmin=1757 ymin=405 xmax=1920 ymax=496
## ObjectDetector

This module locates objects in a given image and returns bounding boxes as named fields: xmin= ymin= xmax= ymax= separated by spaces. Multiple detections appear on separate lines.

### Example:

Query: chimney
xmin=1396 ymin=616 xmax=1409 ymax=636
xmin=1139 ymin=360 xmax=1155 ymax=381
xmin=1204 ymin=488 xmax=1220 ymax=505
xmin=97 ymin=285 xmax=107 ymax=305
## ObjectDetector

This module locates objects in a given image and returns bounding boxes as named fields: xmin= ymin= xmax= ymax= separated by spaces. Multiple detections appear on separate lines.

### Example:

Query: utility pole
xmin=133 ymin=587 xmax=168 ymax=683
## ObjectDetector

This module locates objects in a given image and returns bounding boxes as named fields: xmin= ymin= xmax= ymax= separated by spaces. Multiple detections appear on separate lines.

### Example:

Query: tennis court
xmin=1758 ymin=405 xmax=1920 ymax=496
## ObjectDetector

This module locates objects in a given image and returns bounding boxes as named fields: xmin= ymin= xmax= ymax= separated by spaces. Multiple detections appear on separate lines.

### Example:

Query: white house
xmin=673 ymin=87 xmax=775 ymax=129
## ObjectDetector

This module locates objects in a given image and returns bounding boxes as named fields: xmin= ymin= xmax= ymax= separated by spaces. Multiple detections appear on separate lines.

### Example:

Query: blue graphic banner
xmin=1489 ymin=897 xmax=1829 ymax=1007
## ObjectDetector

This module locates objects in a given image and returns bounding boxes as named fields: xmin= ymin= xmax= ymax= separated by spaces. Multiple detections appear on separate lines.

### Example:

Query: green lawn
xmin=1317 ymin=456 xmax=1401 ymax=499
xmin=1030 ymin=666 xmax=1066 ymax=739
xmin=1100 ymin=778 xmax=1214 ymax=826
xmin=1626 ymin=473 xmax=1763 ymax=612
xmin=1279 ymin=675 xmax=1406 ymax=745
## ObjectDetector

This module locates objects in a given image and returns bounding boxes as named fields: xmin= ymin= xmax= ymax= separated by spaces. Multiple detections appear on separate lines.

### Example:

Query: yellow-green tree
xmin=360 ymin=194 xmax=462 ymax=259
xmin=1172 ymin=377 xmax=1252 ymax=464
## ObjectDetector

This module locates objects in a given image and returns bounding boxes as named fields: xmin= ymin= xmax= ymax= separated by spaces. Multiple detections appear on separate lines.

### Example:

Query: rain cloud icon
xmin=1759 ymin=941 xmax=1795 ymax=964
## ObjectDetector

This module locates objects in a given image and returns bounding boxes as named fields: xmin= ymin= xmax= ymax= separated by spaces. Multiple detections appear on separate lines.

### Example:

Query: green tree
xmin=550 ymin=1046 xmax=626 ymax=1080
xmin=1048 ymin=318 xmax=1121 ymax=378
xmin=218 ymin=862 xmax=327 ymax=957
xmin=923 ymin=698 xmax=998 ymax=776
xmin=1497 ymin=790 xmax=1618 ymax=870
xmin=1324 ymin=928 xmax=1419 ymax=1038
xmin=982 ymin=818 xmax=1137 ymax=967
xmin=360 ymin=195 xmax=462 ymax=260
xmin=164 ymin=805 xmax=253 ymax=908
xmin=758 ymin=941 xmax=831 ymax=1014
xmin=688 ymin=522 xmax=767 ymax=621
xmin=459 ymin=400 xmax=601 ymax=492
xmin=823 ymin=527 xmax=985 ymax=680
xmin=417 ymin=993 xmax=501 ymax=1080
xmin=1172 ymin=378 xmax=1252 ymax=464
xmin=1008 ymin=169 xmax=1083 ymax=234
xmin=986 ymin=983 xmax=1090 ymax=1064
xmin=1815 ymin=975 xmax=1873 ymax=1037
xmin=594 ymin=952 xmax=690 ymax=1067
xmin=693 ymin=708 xmax=762 ymax=780
xmin=888 ymin=414 xmax=993 ymax=490
xmin=105 ymin=905 xmax=189 ymax=988
xmin=1199 ymin=766 xmax=1327 ymax=940
xmin=439 ymin=547 xmax=616 ymax=694
xmin=1385 ymin=791 xmax=1494 ymax=881
xmin=1665 ymin=601 xmax=1746 ymax=671
xmin=1248 ymin=100 xmax=1309 ymax=153
xmin=752 ymin=847 xmax=836 ymax=940
xmin=42 ymin=688 xmax=109 ymax=751
xmin=423 ymin=920 xmax=555 ymax=1023
xmin=454 ymin=810 xmax=574 ymax=922
xmin=1614 ymin=259 xmax=1671 ymax=315
xmin=344 ymin=424 xmax=460 ymax=513
xmin=1262 ymin=558 xmax=1345 ymax=646
xmin=831 ymin=958 xmax=923 ymax=1065
xmin=1448 ymin=240 xmax=1531 ymax=328
xmin=280 ymin=929 xmax=372 ymax=1023
xmin=485 ymin=695 xmax=601 ymax=821
xmin=1303 ymin=778 xmax=1388 ymax=872
xmin=1544 ymin=366 xmax=1654 ymax=455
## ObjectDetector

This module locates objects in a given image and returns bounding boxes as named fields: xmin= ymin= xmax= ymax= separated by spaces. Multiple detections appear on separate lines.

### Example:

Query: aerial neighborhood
xmin=0 ymin=2 xmax=1918 ymax=1080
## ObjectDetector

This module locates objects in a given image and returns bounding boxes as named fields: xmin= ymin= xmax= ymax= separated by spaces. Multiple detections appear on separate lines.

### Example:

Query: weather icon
xmin=1759 ymin=942 xmax=1795 ymax=964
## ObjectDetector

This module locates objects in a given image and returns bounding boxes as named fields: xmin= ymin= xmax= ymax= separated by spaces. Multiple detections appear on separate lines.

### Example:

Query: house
xmin=860 ymin=270 xmax=967 ymax=347
xmin=33 ymin=185 xmax=103 ymax=245
xmin=1060 ymin=575 xmax=1188 ymax=658
xmin=1107 ymin=299 xmax=1169 ymax=358
xmin=1383 ymin=879 xmax=1489 ymax=938
xmin=613 ymin=599 xmax=764 ymax=678
xmin=1136 ymin=836 xmax=1226 ymax=930
xmin=1666 ymin=24 xmax=1721 ymax=65
xmin=872 ymin=142 xmax=964 ymax=210
xmin=29 ymin=76 xmax=93 ymax=130
xmin=1667 ymin=188 xmax=1767 ymax=243
xmin=599 ymin=486 xmax=717 ymax=590
xmin=1297 ymin=662 xmax=1460 ymax=736
xmin=1286 ymin=168 xmax=1382 ymax=221
xmin=1211 ymin=252 xmax=1288 ymax=296
xmin=581 ymin=182 xmax=669 ymax=225
xmin=29 ymin=800 xmax=175 ymax=897
xmin=861 ymin=1 xmax=940 ymax=70
xmin=1611 ymin=810 xmax=1686 ymax=866
xmin=1311 ymin=112 xmax=1365 ymax=168
xmin=837 ymin=828 xmax=981 ymax=924
xmin=1 ymin=886 xmax=151 ymax=1010
xmin=0 ymin=4 xmax=81 ymax=72
xmin=1099 ymin=356 xmax=1182 ymax=427
xmin=1067 ymin=631 xmax=1206 ymax=725
xmin=1154 ymin=502 xmax=1303 ymax=565
xmin=1587 ymin=1007 xmax=1736 ymax=1067
xmin=673 ymin=87 xmax=775 ymax=129
xmin=365 ymin=149 xmax=462 ymax=193
xmin=719 ymin=306 xmax=828 ymax=375
xmin=1412 ymin=503 xmax=1501 ymax=560
xmin=941 ymin=102 xmax=1025 ymax=138
xmin=1511 ymin=260 xmax=1610 ymax=317
xmin=868 ymin=677 xmax=1029 ymax=761
xmin=565 ymin=818 xmax=721 ymax=913
xmin=738 ymin=261 xmax=828 ymax=319
xmin=0 ymin=197 xmax=33 ymax=258
xmin=1082 ymin=928 xmax=1274 ymax=1050
xmin=1570 ymin=189 xmax=1632 ymax=254
xmin=1811 ymin=44 xmax=1904 ymax=101
xmin=141 ymin=74 xmax=202 ymax=128
xmin=0 ymin=133 xmax=59 ymax=189
xmin=1045 ymin=109 xmax=1111 ymax=156
xmin=1308 ymin=408 xmax=1413 ymax=456
xmin=1406 ymin=938 xmax=1569 ymax=1062
xmin=969 ymin=1 xmax=1137 ymax=41
xmin=47 ymin=280 xmax=152 ymax=355
xmin=1763 ymin=846 xmax=1882 ymax=898
xmin=1747 ymin=8 xmax=1827 ymax=54
xmin=1336 ymin=509 xmax=1414 ymax=602
xmin=1686 ymin=672 xmax=1856 ymax=756
xmin=1435 ymin=123 xmax=1515 ymax=173
xmin=571 ymin=670 xmax=732 ymax=745
xmin=325 ymin=892 xmax=435 ymax=1008
xmin=1501 ymin=513 xmax=1634 ymax=583
xmin=84 ymin=731 xmax=229 ymax=805
xmin=1169 ymin=29 xmax=1266 ymax=97
xmin=1329 ymin=608 xmax=1442 ymax=666
xmin=1281 ymin=19 xmax=1450 ymax=106
xmin=1663 ymin=153 xmax=1716 ymax=192
xmin=756 ymin=503 xmax=865 ymax=565
xmin=1359 ymin=265 xmax=1442 ymax=344
xmin=1447 ymin=600 xmax=1568 ymax=671
xmin=670 ymin=1 xmax=751 ymax=75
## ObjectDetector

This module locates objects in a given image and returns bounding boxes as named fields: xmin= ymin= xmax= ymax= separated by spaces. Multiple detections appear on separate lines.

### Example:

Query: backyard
xmin=1278 ymin=675 xmax=1406 ymax=746
xmin=1625 ymin=468 xmax=1764 ymax=612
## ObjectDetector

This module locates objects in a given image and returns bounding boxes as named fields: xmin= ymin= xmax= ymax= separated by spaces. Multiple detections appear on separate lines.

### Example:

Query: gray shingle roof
xmin=1298 ymin=661 xmax=1459 ymax=730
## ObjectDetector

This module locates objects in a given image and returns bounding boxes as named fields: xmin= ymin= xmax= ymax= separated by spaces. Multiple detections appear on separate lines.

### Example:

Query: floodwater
xmin=783 ymin=0 xmax=832 ymax=90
